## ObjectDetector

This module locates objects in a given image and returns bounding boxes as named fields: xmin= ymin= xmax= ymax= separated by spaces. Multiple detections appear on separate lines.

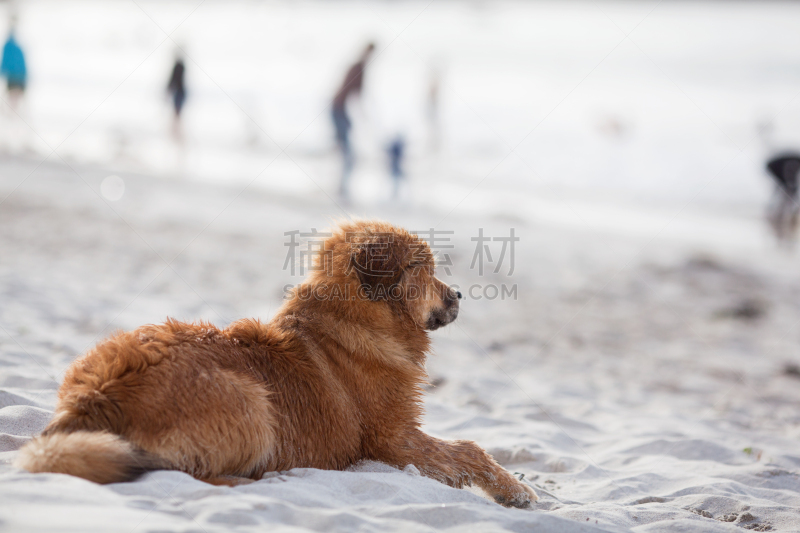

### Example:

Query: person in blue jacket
xmin=1 ymin=28 xmax=26 ymax=107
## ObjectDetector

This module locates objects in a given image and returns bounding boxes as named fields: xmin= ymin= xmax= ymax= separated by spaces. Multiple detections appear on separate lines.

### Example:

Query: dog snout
xmin=425 ymin=285 xmax=461 ymax=331
xmin=445 ymin=287 xmax=460 ymax=310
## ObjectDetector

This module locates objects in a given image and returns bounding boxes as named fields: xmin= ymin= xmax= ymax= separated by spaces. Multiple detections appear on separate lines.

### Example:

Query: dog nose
xmin=456 ymin=291 xmax=462 ymax=300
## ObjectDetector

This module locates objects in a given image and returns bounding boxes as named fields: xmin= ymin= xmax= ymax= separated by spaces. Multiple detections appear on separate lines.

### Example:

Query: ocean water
xmin=2 ymin=0 xmax=800 ymax=233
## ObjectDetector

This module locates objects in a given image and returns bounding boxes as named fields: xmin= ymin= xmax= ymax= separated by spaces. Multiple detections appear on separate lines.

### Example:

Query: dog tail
xmin=14 ymin=431 xmax=159 ymax=484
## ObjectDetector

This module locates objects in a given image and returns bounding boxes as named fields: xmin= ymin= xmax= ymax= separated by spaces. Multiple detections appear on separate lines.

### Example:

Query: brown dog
xmin=15 ymin=220 xmax=537 ymax=508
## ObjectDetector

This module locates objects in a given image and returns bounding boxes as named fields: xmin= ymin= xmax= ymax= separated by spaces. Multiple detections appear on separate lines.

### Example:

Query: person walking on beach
xmin=1 ymin=24 xmax=26 ymax=111
xmin=387 ymin=135 xmax=406 ymax=199
xmin=167 ymin=58 xmax=186 ymax=140
xmin=332 ymin=42 xmax=375 ymax=199
xmin=765 ymin=153 xmax=800 ymax=244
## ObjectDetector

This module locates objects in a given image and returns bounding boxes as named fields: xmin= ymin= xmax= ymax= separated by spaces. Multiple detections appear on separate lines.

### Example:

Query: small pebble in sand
xmin=782 ymin=363 xmax=800 ymax=379
xmin=715 ymin=299 xmax=767 ymax=321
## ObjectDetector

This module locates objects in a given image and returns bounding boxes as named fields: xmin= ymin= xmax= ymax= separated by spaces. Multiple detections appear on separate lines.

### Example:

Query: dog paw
xmin=523 ymin=483 xmax=539 ymax=502
xmin=494 ymin=484 xmax=538 ymax=508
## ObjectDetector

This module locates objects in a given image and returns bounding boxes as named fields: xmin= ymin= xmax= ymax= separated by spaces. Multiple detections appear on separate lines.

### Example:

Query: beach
xmin=1 ymin=154 xmax=799 ymax=531
xmin=2 ymin=0 xmax=800 ymax=530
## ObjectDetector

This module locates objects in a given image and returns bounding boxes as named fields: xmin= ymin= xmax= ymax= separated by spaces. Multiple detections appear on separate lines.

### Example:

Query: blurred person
xmin=1 ymin=23 xmax=26 ymax=111
xmin=426 ymin=67 xmax=441 ymax=153
xmin=387 ymin=135 xmax=406 ymax=199
xmin=167 ymin=57 xmax=186 ymax=140
xmin=332 ymin=42 xmax=375 ymax=199
xmin=765 ymin=153 xmax=800 ymax=244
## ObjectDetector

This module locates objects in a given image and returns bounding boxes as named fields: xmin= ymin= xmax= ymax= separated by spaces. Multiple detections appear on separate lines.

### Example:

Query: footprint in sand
xmin=712 ymin=512 xmax=772 ymax=531
xmin=687 ymin=509 xmax=772 ymax=531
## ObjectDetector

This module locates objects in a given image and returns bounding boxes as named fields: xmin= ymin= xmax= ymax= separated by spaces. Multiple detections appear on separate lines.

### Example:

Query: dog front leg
xmin=382 ymin=430 xmax=537 ymax=508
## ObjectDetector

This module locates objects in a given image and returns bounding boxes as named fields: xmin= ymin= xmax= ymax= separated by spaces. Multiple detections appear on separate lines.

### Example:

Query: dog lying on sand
xmin=15 ymin=220 xmax=537 ymax=508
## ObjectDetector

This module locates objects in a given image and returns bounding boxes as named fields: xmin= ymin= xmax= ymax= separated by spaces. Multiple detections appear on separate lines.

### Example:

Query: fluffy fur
xmin=15 ymin=220 xmax=537 ymax=507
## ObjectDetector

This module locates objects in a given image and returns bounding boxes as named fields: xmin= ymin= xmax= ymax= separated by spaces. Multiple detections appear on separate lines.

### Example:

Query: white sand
xmin=1 ymin=155 xmax=800 ymax=532
xmin=2 ymin=1 xmax=800 ymax=529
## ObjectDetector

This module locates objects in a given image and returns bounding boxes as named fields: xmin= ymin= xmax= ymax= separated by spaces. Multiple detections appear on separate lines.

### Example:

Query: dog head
xmin=308 ymin=220 xmax=460 ymax=331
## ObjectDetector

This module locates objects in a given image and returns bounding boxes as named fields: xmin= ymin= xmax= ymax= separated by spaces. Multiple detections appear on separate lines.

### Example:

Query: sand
xmin=1 ymin=154 xmax=800 ymax=532
xmin=1 ymin=2 xmax=800 ymax=529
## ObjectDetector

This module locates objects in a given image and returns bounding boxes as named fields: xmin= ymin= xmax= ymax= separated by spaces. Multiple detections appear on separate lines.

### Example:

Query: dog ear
xmin=349 ymin=235 xmax=406 ymax=300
